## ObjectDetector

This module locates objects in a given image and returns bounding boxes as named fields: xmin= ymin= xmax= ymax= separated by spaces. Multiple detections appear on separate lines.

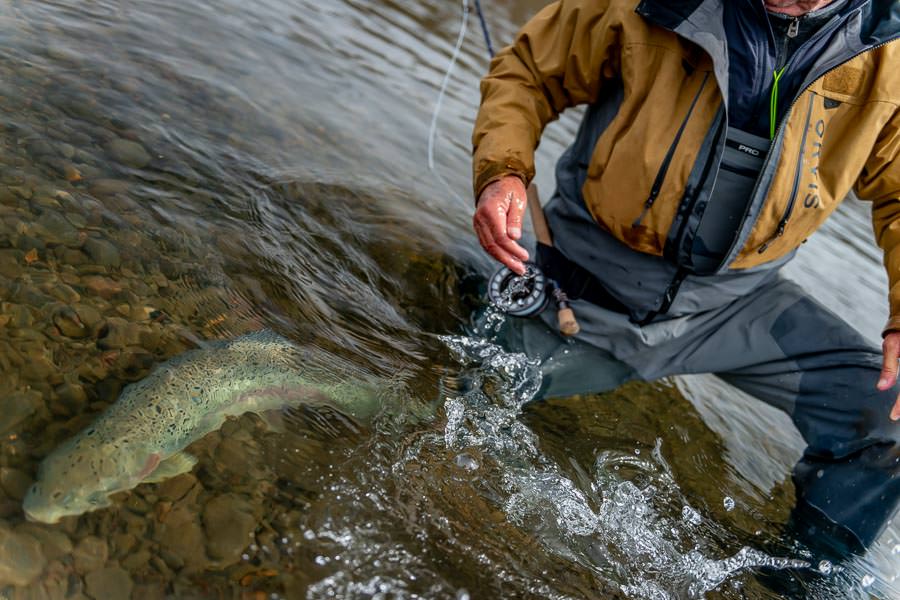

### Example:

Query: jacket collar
xmin=636 ymin=0 xmax=900 ymax=46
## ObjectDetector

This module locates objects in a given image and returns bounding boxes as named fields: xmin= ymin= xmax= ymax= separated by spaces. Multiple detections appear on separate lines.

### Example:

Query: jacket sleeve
xmin=859 ymin=107 xmax=900 ymax=335
xmin=471 ymin=0 xmax=622 ymax=199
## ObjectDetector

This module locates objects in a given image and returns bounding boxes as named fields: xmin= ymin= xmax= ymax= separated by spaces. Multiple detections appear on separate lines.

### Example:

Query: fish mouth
xmin=22 ymin=505 xmax=62 ymax=525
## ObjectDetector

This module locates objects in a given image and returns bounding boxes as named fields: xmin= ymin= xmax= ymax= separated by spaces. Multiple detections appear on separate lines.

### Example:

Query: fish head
xmin=22 ymin=434 xmax=155 ymax=524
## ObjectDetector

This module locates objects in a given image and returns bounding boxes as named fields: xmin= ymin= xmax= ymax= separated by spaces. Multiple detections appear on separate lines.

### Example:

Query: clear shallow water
xmin=0 ymin=0 xmax=897 ymax=598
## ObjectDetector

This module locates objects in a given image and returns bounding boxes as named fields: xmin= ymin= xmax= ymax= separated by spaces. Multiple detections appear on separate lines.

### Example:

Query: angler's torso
xmin=548 ymin=0 xmax=900 ymax=320
xmin=556 ymin=0 xmax=900 ymax=272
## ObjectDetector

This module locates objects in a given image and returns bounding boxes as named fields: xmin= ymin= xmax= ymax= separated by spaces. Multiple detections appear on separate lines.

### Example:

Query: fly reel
xmin=487 ymin=262 xmax=550 ymax=317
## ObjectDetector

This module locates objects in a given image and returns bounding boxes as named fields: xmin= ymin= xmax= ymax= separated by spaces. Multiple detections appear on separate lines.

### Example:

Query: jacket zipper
xmin=633 ymin=72 xmax=711 ymax=227
xmin=768 ymin=17 xmax=799 ymax=138
xmin=713 ymin=36 xmax=900 ymax=270
xmin=755 ymin=91 xmax=816 ymax=254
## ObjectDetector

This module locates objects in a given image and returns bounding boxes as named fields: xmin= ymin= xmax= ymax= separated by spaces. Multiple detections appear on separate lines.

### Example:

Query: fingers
xmin=878 ymin=334 xmax=900 ymax=420
xmin=473 ymin=177 xmax=530 ymax=274
xmin=474 ymin=218 xmax=528 ymax=275
xmin=878 ymin=334 xmax=899 ymax=391
xmin=506 ymin=190 xmax=526 ymax=241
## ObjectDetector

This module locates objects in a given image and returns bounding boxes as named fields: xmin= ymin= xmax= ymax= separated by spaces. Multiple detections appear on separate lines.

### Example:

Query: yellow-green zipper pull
xmin=769 ymin=66 xmax=787 ymax=139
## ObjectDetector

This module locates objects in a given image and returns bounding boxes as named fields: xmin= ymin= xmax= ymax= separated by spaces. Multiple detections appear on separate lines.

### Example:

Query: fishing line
xmin=426 ymin=0 xmax=469 ymax=175
xmin=426 ymin=0 xmax=496 ymax=189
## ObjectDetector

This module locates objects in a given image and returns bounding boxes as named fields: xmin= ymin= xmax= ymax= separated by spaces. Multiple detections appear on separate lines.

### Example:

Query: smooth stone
xmin=97 ymin=318 xmax=142 ymax=349
xmin=26 ymin=139 xmax=56 ymax=157
xmin=2 ymin=302 xmax=32 ymax=328
xmin=82 ymin=237 xmax=121 ymax=269
xmin=34 ymin=194 xmax=66 ymax=213
xmin=72 ymin=303 xmax=103 ymax=329
xmin=64 ymin=211 xmax=87 ymax=228
xmin=46 ymin=283 xmax=80 ymax=304
xmin=130 ymin=582 xmax=166 ymax=600
xmin=0 ymin=250 xmax=23 ymax=279
xmin=84 ymin=566 xmax=132 ymax=600
xmin=0 ymin=390 xmax=42 ymax=434
xmin=121 ymin=493 xmax=152 ymax=516
xmin=72 ymin=536 xmax=108 ymax=574
xmin=15 ymin=524 xmax=72 ymax=562
xmin=158 ymin=547 xmax=184 ymax=571
xmin=52 ymin=305 xmax=88 ymax=338
xmin=0 ymin=467 xmax=32 ymax=500
xmin=82 ymin=275 xmax=122 ymax=299
xmin=154 ymin=504 xmax=208 ymax=570
xmin=11 ymin=185 xmax=32 ymax=200
xmin=106 ymin=138 xmax=150 ymax=168
xmin=19 ymin=349 xmax=58 ymax=383
xmin=88 ymin=179 xmax=130 ymax=196
xmin=54 ymin=381 xmax=88 ymax=414
xmin=155 ymin=473 xmax=197 ymax=502
xmin=120 ymin=548 xmax=150 ymax=570
xmin=202 ymin=493 xmax=257 ymax=564
xmin=0 ymin=525 xmax=46 ymax=586
xmin=34 ymin=210 xmax=79 ymax=246
xmin=60 ymin=248 xmax=89 ymax=266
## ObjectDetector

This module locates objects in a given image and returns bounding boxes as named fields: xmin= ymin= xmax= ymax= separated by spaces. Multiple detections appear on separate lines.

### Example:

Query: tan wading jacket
xmin=472 ymin=0 xmax=900 ymax=332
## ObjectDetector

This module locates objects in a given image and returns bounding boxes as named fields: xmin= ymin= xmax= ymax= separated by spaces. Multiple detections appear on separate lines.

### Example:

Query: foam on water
xmin=439 ymin=332 xmax=811 ymax=598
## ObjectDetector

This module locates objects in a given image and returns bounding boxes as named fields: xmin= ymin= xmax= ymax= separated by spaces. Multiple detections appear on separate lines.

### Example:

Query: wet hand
xmin=877 ymin=331 xmax=900 ymax=420
xmin=473 ymin=175 xmax=530 ymax=275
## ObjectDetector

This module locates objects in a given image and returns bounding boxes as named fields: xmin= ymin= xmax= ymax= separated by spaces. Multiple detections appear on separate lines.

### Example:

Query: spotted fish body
xmin=23 ymin=330 xmax=381 ymax=523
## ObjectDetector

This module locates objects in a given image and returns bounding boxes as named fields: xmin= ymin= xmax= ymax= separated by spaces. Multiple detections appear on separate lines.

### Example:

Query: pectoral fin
xmin=143 ymin=451 xmax=198 ymax=483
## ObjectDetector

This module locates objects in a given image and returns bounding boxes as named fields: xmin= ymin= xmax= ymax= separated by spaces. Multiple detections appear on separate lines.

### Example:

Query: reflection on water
xmin=0 ymin=0 xmax=897 ymax=598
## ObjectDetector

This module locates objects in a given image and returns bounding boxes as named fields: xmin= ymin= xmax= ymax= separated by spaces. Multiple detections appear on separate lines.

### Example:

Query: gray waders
xmin=495 ymin=239 xmax=900 ymax=555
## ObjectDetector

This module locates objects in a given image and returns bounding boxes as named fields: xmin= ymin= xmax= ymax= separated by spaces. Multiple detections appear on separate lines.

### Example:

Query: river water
xmin=0 ymin=0 xmax=898 ymax=598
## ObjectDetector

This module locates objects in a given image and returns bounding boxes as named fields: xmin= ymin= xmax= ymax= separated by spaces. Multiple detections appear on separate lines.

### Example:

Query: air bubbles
xmin=723 ymin=496 xmax=735 ymax=512
xmin=681 ymin=505 xmax=702 ymax=526
xmin=861 ymin=574 xmax=875 ymax=588
xmin=817 ymin=560 xmax=833 ymax=575
xmin=454 ymin=453 xmax=479 ymax=471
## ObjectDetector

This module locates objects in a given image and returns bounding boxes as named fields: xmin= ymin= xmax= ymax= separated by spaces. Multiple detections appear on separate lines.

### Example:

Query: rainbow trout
xmin=24 ymin=330 xmax=381 ymax=523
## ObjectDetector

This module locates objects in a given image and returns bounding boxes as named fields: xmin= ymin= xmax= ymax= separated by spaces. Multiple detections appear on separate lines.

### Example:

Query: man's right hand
xmin=473 ymin=175 xmax=530 ymax=275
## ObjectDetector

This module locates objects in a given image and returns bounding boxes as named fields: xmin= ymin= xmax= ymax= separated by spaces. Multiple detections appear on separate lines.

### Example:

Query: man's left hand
xmin=877 ymin=331 xmax=900 ymax=420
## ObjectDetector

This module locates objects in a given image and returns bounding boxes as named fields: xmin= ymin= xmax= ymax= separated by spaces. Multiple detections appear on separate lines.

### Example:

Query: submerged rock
xmin=0 ymin=390 xmax=42 ymax=435
xmin=0 ymin=525 xmax=46 ymax=586
xmin=72 ymin=536 xmax=108 ymax=574
xmin=202 ymin=493 xmax=257 ymax=564
xmin=82 ymin=237 xmax=121 ymax=269
xmin=84 ymin=566 xmax=133 ymax=600
xmin=0 ymin=467 xmax=32 ymax=500
xmin=156 ymin=473 xmax=197 ymax=502
xmin=16 ymin=524 xmax=73 ymax=562
xmin=106 ymin=138 xmax=151 ymax=168
xmin=154 ymin=504 xmax=208 ymax=571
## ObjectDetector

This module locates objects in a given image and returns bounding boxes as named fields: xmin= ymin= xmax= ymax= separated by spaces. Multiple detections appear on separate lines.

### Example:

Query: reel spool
xmin=487 ymin=262 xmax=550 ymax=317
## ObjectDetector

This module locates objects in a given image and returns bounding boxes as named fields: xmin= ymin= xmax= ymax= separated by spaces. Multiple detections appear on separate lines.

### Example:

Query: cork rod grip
xmin=527 ymin=183 xmax=553 ymax=246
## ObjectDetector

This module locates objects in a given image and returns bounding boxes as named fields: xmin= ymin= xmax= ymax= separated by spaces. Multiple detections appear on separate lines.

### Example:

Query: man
xmin=471 ymin=0 xmax=900 ymax=556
